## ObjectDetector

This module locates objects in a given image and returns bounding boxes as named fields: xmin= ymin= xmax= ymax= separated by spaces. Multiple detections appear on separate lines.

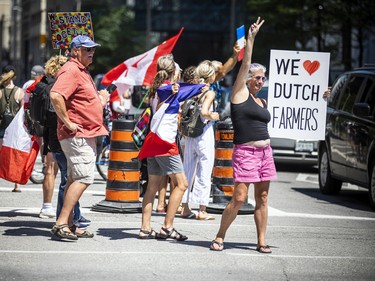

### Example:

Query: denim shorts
xmin=147 ymin=155 xmax=184 ymax=176
xmin=232 ymin=144 xmax=277 ymax=183
xmin=60 ymin=137 xmax=97 ymax=184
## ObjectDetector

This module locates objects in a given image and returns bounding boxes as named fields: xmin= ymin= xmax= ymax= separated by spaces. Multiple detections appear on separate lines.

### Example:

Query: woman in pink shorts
xmin=210 ymin=18 xmax=276 ymax=253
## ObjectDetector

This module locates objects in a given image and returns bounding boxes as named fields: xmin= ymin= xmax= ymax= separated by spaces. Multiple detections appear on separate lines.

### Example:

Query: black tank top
xmin=231 ymin=94 xmax=271 ymax=144
xmin=0 ymin=87 xmax=21 ymax=117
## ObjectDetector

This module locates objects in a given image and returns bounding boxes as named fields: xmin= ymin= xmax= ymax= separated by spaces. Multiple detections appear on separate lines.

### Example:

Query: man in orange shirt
xmin=50 ymin=35 xmax=110 ymax=240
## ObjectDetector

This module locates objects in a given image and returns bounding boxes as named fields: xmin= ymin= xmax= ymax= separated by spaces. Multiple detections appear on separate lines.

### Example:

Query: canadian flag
xmin=0 ymin=108 xmax=39 ymax=184
xmin=101 ymin=27 xmax=184 ymax=93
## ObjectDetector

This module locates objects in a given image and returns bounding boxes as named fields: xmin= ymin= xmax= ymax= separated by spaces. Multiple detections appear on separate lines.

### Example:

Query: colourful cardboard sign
xmin=48 ymin=12 xmax=94 ymax=49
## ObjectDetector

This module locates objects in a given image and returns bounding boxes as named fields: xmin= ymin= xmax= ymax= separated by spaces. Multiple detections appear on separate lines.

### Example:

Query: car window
xmin=257 ymin=86 xmax=268 ymax=100
xmin=338 ymin=75 xmax=365 ymax=112
xmin=360 ymin=75 xmax=375 ymax=117
xmin=330 ymin=74 xmax=347 ymax=108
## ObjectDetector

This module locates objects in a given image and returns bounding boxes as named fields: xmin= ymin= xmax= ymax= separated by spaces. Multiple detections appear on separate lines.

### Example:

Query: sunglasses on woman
xmin=254 ymin=76 xmax=267 ymax=82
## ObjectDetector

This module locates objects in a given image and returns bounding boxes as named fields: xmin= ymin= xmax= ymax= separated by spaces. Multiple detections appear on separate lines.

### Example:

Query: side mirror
xmin=353 ymin=102 xmax=370 ymax=117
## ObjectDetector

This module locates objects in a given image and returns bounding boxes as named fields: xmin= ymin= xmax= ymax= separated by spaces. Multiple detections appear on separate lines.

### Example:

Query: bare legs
xmin=163 ymin=173 xmax=187 ymax=229
xmin=181 ymin=203 xmax=213 ymax=219
xmin=213 ymin=182 xmax=249 ymax=246
xmin=156 ymin=177 xmax=168 ymax=212
xmin=55 ymin=178 xmax=89 ymax=235
xmin=11 ymin=183 xmax=21 ymax=192
xmin=155 ymin=176 xmax=180 ymax=214
xmin=212 ymin=181 xmax=270 ymax=250
xmin=42 ymin=152 xmax=58 ymax=204
xmin=180 ymin=202 xmax=194 ymax=217
xmin=141 ymin=174 xmax=163 ymax=231
xmin=253 ymin=181 xmax=270 ymax=248
xmin=140 ymin=172 xmax=188 ymax=236
xmin=197 ymin=205 xmax=214 ymax=220
xmin=0 ymin=138 xmax=21 ymax=192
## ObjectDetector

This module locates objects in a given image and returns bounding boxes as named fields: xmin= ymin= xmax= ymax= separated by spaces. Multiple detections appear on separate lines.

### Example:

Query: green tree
xmin=81 ymin=2 xmax=144 ymax=75
xmin=245 ymin=0 xmax=375 ymax=70
xmin=243 ymin=0 xmax=309 ymax=67
xmin=324 ymin=0 xmax=375 ymax=69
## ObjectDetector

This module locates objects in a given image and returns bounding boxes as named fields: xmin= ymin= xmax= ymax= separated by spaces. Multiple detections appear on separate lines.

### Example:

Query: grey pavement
xmin=1 ymin=167 xmax=375 ymax=281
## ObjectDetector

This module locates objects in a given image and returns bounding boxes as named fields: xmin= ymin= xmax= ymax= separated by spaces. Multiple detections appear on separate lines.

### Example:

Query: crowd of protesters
xmin=0 ymin=18 xmax=284 ymax=253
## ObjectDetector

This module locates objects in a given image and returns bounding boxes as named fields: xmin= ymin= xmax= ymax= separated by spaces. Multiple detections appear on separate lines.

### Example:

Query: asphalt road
xmin=0 ymin=164 xmax=374 ymax=281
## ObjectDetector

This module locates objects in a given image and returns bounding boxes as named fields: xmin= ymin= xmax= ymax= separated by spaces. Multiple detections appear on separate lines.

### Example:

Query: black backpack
xmin=27 ymin=75 xmax=55 ymax=136
xmin=131 ymin=86 xmax=150 ymax=109
xmin=179 ymin=90 xmax=209 ymax=138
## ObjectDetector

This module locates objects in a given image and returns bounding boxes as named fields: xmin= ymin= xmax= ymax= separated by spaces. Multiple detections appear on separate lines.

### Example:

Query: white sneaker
xmin=39 ymin=208 xmax=56 ymax=219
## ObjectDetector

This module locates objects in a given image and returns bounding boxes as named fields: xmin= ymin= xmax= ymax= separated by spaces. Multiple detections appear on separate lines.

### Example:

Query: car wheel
xmin=369 ymin=163 xmax=375 ymax=209
xmin=318 ymin=145 xmax=342 ymax=194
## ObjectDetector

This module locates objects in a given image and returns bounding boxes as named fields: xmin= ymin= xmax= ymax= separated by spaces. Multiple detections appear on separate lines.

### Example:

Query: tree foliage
xmin=80 ymin=0 xmax=374 ymax=74
xmin=244 ymin=0 xmax=375 ymax=70
xmin=81 ymin=1 xmax=144 ymax=75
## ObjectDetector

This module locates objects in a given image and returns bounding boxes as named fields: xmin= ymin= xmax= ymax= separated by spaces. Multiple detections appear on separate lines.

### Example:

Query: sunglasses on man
xmin=82 ymin=47 xmax=96 ymax=52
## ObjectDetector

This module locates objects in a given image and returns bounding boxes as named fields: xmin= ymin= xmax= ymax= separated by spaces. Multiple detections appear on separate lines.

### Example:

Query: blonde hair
xmin=45 ymin=55 xmax=68 ymax=77
xmin=149 ymin=54 xmax=176 ymax=98
xmin=211 ymin=60 xmax=222 ymax=72
xmin=183 ymin=66 xmax=197 ymax=83
xmin=195 ymin=60 xmax=216 ymax=84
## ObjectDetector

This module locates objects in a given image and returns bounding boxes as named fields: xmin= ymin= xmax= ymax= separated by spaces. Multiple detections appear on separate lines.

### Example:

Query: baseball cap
xmin=31 ymin=65 xmax=45 ymax=76
xmin=70 ymin=35 xmax=101 ymax=49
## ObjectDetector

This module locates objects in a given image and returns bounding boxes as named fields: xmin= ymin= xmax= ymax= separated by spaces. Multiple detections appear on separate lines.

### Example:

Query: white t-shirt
xmin=22 ymin=79 xmax=35 ymax=103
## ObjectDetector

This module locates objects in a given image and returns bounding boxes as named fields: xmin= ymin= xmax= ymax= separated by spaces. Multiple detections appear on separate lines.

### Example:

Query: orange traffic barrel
xmin=92 ymin=115 xmax=142 ymax=213
xmin=207 ymin=118 xmax=254 ymax=215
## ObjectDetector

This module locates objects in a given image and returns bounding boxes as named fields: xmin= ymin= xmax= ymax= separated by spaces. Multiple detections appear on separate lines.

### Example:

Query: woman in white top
xmin=181 ymin=60 xmax=220 ymax=220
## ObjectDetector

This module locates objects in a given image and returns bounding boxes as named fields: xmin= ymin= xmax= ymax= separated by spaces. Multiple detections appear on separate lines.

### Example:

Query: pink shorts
xmin=232 ymin=144 xmax=277 ymax=183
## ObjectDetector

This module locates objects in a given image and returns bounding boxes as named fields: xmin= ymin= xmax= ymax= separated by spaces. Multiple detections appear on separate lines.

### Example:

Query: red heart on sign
xmin=303 ymin=60 xmax=320 ymax=75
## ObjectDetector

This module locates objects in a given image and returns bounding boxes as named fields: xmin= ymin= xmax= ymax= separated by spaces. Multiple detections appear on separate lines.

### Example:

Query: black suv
xmin=318 ymin=66 xmax=375 ymax=208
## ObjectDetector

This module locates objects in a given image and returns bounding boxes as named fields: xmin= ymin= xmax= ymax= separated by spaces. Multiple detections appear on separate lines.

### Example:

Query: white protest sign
xmin=268 ymin=50 xmax=330 ymax=140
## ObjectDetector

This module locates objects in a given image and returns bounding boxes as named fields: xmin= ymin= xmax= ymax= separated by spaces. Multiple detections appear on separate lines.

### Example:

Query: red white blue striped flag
xmin=236 ymin=25 xmax=245 ymax=61
xmin=138 ymin=83 xmax=204 ymax=160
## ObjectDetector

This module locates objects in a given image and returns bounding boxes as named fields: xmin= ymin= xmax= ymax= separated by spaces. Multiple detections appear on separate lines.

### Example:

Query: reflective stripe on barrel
xmin=212 ymin=121 xmax=235 ymax=203
xmin=105 ymin=118 xmax=140 ymax=202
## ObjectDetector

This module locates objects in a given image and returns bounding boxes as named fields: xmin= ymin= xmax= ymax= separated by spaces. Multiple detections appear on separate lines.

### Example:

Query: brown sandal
xmin=156 ymin=227 xmax=188 ymax=241
xmin=69 ymin=225 xmax=94 ymax=238
xmin=51 ymin=224 xmax=78 ymax=240
xmin=256 ymin=245 xmax=272 ymax=254
xmin=210 ymin=240 xmax=224 ymax=251
xmin=138 ymin=229 xmax=157 ymax=239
